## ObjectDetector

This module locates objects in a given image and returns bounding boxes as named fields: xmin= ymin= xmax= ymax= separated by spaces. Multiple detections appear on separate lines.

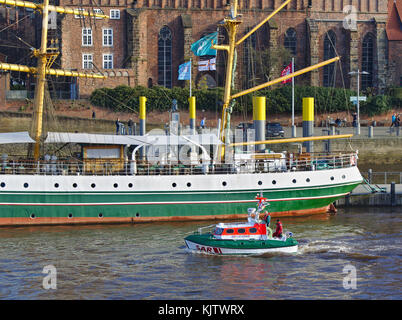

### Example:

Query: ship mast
xmin=0 ymin=0 xmax=108 ymax=160
xmin=214 ymin=0 xmax=340 ymax=161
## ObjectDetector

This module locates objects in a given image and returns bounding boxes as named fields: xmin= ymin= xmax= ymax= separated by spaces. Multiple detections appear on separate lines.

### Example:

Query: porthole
xmin=226 ymin=229 xmax=234 ymax=234
xmin=187 ymin=182 xmax=191 ymax=187
xmin=172 ymin=183 xmax=177 ymax=188
xmin=113 ymin=183 xmax=118 ymax=188
xmin=0 ymin=182 xmax=5 ymax=188
xmin=68 ymin=213 xmax=73 ymax=219
xmin=23 ymin=183 xmax=29 ymax=188
xmin=222 ymin=181 xmax=227 ymax=186
xmin=258 ymin=181 xmax=263 ymax=186
xmin=98 ymin=213 xmax=103 ymax=218
xmin=128 ymin=183 xmax=133 ymax=188
xmin=73 ymin=183 xmax=77 ymax=188
xmin=249 ymin=228 xmax=258 ymax=233
xmin=237 ymin=228 xmax=246 ymax=234
xmin=91 ymin=183 xmax=96 ymax=188
xmin=342 ymin=175 xmax=346 ymax=179
xmin=30 ymin=213 xmax=36 ymax=219
xmin=330 ymin=176 xmax=334 ymax=181
xmin=272 ymin=180 xmax=277 ymax=185
xmin=292 ymin=179 xmax=297 ymax=184
xmin=306 ymin=178 xmax=310 ymax=183
xmin=136 ymin=212 xmax=140 ymax=217
xmin=54 ymin=183 xmax=59 ymax=188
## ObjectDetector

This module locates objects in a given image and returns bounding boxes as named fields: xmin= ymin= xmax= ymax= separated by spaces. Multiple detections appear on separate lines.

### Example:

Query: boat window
xmin=225 ymin=229 xmax=234 ymax=234
xmin=306 ymin=178 xmax=310 ymax=183
xmin=249 ymin=228 xmax=257 ymax=233
xmin=272 ymin=180 xmax=276 ymax=185
xmin=258 ymin=181 xmax=262 ymax=185
xmin=214 ymin=228 xmax=223 ymax=235
xmin=114 ymin=183 xmax=118 ymax=188
xmin=292 ymin=179 xmax=297 ymax=184
xmin=73 ymin=183 xmax=78 ymax=188
xmin=237 ymin=228 xmax=246 ymax=234
xmin=1 ymin=182 xmax=5 ymax=188
xmin=330 ymin=176 xmax=334 ymax=181
xmin=128 ymin=183 xmax=133 ymax=188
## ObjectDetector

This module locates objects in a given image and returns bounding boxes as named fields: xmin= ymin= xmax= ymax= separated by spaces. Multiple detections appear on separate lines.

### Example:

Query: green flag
xmin=191 ymin=32 xmax=218 ymax=56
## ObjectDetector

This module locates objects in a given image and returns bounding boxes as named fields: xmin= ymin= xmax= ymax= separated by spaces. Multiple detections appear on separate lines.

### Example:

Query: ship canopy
xmin=0 ymin=132 xmax=36 ymax=144
xmin=44 ymin=132 xmax=223 ymax=146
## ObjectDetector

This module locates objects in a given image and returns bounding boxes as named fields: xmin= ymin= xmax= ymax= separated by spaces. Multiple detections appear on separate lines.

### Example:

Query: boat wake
xmin=297 ymin=240 xmax=381 ymax=260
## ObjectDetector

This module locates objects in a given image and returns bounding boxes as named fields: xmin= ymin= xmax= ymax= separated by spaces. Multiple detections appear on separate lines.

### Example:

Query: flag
xmin=178 ymin=61 xmax=191 ymax=80
xmin=198 ymin=58 xmax=216 ymax=71
xmin=191 ymin=32 xmax=218 ymax=56
xmin=281 ymin=62 xmax=293 ymax=84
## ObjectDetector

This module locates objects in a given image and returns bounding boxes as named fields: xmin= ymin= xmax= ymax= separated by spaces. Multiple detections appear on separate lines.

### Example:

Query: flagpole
xmin=190 ymin=58 xmax=192 ymax=98
xmin=291 ymin=57 xmax=296 ymax=138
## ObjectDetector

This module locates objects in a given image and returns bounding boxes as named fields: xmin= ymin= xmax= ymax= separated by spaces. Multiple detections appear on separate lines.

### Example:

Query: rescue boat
xmin=184 ymin=195 xmax=298 ymax=255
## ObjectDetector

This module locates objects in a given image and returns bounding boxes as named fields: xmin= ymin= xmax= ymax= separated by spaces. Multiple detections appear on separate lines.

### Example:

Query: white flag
xmin=198 ymin=58 xmax=216 ymax=71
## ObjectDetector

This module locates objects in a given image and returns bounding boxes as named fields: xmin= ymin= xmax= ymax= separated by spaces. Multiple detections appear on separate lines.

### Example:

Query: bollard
xmin=368 ymin=169 xmax=372 ymax=184
xmin=370 ymin=126 xmax=374 ymax=138
xmin=253 ymin=96 xmax=266 ymax=152
xmin=330 ymin=126 xmax=336 ymax=135
xmin=302 ymin=97 xmax=314 ymax=153
xmin=291 ymin=125 xmax=297 ymax=138
xmin=189 ymin=96 xmax=196 ymax=134
xmin=391 ymin=182 xmax=396 ymax=206
xmin=139 ymin=96 xmax=147 ymax=160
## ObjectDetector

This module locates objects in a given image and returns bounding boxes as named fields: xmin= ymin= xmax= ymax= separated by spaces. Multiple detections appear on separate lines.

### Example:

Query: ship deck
xmin=0 ymin=151 xmax=357 ymax=176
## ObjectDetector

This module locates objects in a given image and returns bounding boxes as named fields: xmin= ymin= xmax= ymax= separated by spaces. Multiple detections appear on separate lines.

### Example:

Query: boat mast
xmin=0 ymin=0 xmax=108 ymax=160
xmin=214 ymin=0 xmax=342 ymax=161
xmin=32 ymin=0 xmax=50 ymax=160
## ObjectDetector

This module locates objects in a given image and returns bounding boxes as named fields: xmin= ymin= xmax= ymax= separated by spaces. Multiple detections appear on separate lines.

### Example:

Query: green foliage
xmin=90 ymin=85 xmax=396 ymax=116
xmin=361 ymin=95 xmax=392 ymax=116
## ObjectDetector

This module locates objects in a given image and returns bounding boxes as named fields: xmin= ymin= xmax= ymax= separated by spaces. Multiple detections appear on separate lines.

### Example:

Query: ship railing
xmin=0 ymin=152 xmax=357 ymax=175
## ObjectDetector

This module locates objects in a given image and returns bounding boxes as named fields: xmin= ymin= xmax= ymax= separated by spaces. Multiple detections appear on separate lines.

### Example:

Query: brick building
xmin=387 ymin=0 xmax=402 ymax=87
xmin=53 ymin=0 xmax=396 ymax=97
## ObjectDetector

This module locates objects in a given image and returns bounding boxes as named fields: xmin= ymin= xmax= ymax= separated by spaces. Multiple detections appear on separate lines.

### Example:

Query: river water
xmin=0 ymin=207 xmax=400 ymax=300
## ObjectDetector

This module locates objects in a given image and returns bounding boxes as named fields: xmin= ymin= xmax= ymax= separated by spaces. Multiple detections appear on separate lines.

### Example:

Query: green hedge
xmin=90 ymin=85 xmax=401 ymax=116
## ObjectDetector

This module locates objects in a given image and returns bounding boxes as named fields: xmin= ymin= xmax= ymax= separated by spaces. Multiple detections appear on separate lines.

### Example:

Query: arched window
xmin=362 ymin=33 xmax=374 ymax=90
xmin=158 ymin=26 xmax=172 ymax=88
xmin=284 ymin=28 xmax=297 ymax=56
xmin=323 ymin=30 xmax=336 ymax=87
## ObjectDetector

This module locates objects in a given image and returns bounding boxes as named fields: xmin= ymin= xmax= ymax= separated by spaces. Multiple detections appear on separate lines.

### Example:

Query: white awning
xmin=0 ymin=132 xmax=35 ymax=144
xmin=44 ymin=132 xmax=222 ymax=145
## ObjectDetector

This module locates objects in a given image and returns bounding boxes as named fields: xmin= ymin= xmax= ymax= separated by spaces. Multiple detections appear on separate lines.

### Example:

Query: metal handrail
xmin=0 ymin=152 xmax=358 ymax=176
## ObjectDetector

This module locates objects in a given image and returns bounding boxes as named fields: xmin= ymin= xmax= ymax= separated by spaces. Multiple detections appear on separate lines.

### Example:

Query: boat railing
xmin=0 ymin=152 xmax=357 ymax=176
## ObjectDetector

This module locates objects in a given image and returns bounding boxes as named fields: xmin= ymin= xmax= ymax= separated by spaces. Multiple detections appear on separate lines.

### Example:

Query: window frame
xmin=82 ymin=53 xmax=93 ymax=69
xmin=103 ymin=53 xmax=113 ymax=69
xmin=82 ymin=28 xmax=93 ymax=47
xmin=102 ymin=28 xmax=113 ymax=47
xmin=110 ymin=9 xmax=120 ymax=20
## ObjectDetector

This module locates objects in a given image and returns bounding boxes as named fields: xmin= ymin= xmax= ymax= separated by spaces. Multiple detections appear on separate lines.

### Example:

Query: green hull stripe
xmin=0 ymin=182 xmax=360 ymax=218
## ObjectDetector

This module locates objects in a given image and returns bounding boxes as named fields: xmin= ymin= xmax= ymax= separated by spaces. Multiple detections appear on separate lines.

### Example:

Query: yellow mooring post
xmin=139 ymin=96 xmax=147 ymax=160
xmin=189 ymin=96 xmax=196 ymax=134
xmin=253 ymin=96 xmax=266 ymax=152
xmin=302 ymin=97 xmax=314 ymax=153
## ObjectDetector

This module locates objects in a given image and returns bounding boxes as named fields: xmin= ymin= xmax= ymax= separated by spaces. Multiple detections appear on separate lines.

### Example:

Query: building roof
xmin=387 ymin=0 xmax=402 ymax=41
